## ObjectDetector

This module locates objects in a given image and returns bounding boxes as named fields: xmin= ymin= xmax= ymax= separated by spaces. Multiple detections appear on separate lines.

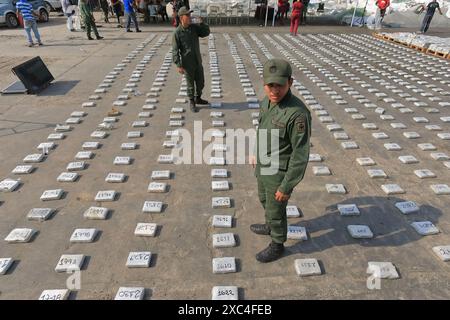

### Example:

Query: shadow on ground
xmin=37 ymin=80 xmax=80 ymax=96
xmin=286 ymin=195 xmax=442 ymax=255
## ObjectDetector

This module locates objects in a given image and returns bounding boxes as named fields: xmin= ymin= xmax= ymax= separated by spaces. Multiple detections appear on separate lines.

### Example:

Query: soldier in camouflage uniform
xmin=250 ymin=59 xmax=311 ymax=263
xmin=172 ymin=6 xmax=210 ymax=112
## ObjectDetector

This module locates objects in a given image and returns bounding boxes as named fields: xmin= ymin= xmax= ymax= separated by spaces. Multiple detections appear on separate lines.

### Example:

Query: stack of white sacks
xmin=380 ymin=31 xmax=450 ymax=54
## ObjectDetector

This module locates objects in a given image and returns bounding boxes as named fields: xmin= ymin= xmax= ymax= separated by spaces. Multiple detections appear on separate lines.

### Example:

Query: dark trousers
xmin=113 ymin=4 xmax=121 ymax=24
xmin=421 ymin=14 xmax=434 ymax=33
xmin=126 ymin=11 xmax=139 ymax=31
xmin=100 ymin=1 xmax=109 ymax=22
xmin=185 ymin=66 xmax=205 ymax=99
xmin=257 ymin=172 xmax=288 ymax=244
xmin=84 ymin=18 xmax=99 ymax=38
xmin=161 ymin=7 xmax=168 ymax=21
xmin=102 ymin=8 xmax=109 ymax=22
xmin=301 ymin=5 xmax=308 ymax=24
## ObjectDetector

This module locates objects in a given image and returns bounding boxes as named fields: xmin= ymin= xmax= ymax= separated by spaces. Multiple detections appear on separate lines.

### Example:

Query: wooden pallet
xmin=380 ymin=34 xmax=407 ymax=46
xmin=372 ymin=32 xmax=385 ymax=40
xmin=391 ymin=39 xmax=409 ymax=48
xmin=373 ymin=32 xmax=392 ymax=41
xmin=373 ymin=33 xmax=450 ymax=60
xmin=409 ymin=44 xmax=427 ymax=53
xmin=426 ymin=48 xmax=448 ymax=58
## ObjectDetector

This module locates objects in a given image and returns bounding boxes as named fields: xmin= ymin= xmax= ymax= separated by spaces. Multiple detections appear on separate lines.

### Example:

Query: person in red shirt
xmin=290 ymin=0 xmax=303 ymax=36
xmin=374 ymin=0 xmax=390 ymax=30
xmin=276 ymin=0 xmax=286 ymax=25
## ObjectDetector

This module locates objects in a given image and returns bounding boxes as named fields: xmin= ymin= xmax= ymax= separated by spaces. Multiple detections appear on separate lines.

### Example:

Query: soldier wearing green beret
xmin=172 ymin=6 xmax=210 ymax=113
xmin=249 ymin=58 xmax=311 ymax=263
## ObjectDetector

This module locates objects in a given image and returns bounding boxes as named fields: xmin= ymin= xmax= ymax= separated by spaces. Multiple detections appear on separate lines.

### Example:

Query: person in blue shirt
xmin=124 ymin=0 xmax=141 ymax=32
xmin=16 ymin=0 xmax=43 ymax=47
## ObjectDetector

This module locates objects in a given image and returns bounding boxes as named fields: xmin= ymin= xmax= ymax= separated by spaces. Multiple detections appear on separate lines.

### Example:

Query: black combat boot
xmin=256 ymin=242 xmax=284 ymax=263
xmin=195 ymin=96 xmax=209 ymax=105
xmin=250 ymin=223 xmax=271 ymax=235
xmin=189 ymin=99 xmax=198 ymax=113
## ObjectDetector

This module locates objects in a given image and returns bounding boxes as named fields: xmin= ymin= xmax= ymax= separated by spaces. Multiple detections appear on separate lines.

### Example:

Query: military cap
xmin=263 ymin=59 xmax=292 ymax=85
xmin=178 ymin=6 xmax=193 ymax=16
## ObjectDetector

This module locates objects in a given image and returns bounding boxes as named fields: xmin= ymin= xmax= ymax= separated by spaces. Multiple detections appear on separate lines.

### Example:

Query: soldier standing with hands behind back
xmin=249 ymin=59 xmax=311 ymax=263
xmin=172 ymin=6 xmax=210 ymax=113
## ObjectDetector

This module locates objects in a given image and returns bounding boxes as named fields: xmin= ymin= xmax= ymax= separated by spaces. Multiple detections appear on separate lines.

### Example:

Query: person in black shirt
xmin=419 ymin=0 xmax=443 ymax=33
xmin=110 ymin=0 xmax=123 ymax=27
xmin=301 ymin=0 xmax=309 ymax=25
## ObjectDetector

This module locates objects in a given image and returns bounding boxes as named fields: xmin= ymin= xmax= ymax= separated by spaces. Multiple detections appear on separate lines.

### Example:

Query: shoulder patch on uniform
xmin=294 ymin=114 xmax=306 ymax=133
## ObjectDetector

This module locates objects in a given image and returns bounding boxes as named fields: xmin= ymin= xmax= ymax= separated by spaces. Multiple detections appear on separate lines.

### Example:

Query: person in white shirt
xmin=60 ymin=0 xmax=75 ymax=31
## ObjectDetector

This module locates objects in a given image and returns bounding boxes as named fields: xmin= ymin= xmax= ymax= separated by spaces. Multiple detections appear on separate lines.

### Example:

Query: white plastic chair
xmin=207 ymin=4 xmax=222 ymax=24
xmin=149 ymin=4 xmax=159 ymax=22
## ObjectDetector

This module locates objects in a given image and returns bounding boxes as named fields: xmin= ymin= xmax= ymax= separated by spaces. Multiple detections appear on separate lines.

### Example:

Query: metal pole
xmin=359 ymin=0 xmax=369 ymax=27
xmin=205 ymin=0 xmax=209 ymax=25
xmin=248 ymin=0 xmax=251 ymax=24
xmin=272 ymin=4 xmax=277 ymax=26
xmin=350 ymin=0 xmax=359 ymax=27
xmin=264 ymin=0 xmax=269 ymax=26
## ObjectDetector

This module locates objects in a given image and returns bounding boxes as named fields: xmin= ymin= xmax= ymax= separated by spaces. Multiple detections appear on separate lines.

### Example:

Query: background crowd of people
xmin=13 ymin=0 xmax=447 ymax=47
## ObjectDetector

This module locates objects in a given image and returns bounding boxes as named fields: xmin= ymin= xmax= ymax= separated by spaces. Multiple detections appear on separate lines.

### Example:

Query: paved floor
xmin=0 ymin=15 xmax=449 ymax=299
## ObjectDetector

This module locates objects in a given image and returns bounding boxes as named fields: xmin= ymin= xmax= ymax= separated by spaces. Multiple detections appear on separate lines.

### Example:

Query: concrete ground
xmin=0 ymin=13 xmax=449 ymax=300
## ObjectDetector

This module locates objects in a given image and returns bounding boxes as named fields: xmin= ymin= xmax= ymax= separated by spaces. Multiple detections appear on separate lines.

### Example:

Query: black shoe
xmin=88 ymin=36 xmax=94 ymax=40
xmin=96 ymin=36 xmax=104 ymax=40
xmin=256 ymin=242 xmax=285 ymax=263
xmin=195 ymin=97 xmax=209 ymax=105
xmin=126 ymin=29 xmax=132 ymax=32
xmin=136 ymin=29 xmax=142 ymax=32
xmin=250 ymin=224 xmax=271 ymax=235
xmin=189 ymin=99 xmax=198 ymax=113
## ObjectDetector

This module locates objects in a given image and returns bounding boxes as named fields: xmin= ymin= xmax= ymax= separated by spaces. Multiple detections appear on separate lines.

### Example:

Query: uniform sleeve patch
xmin=295 ymin=115 xmax=306 ymax=133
